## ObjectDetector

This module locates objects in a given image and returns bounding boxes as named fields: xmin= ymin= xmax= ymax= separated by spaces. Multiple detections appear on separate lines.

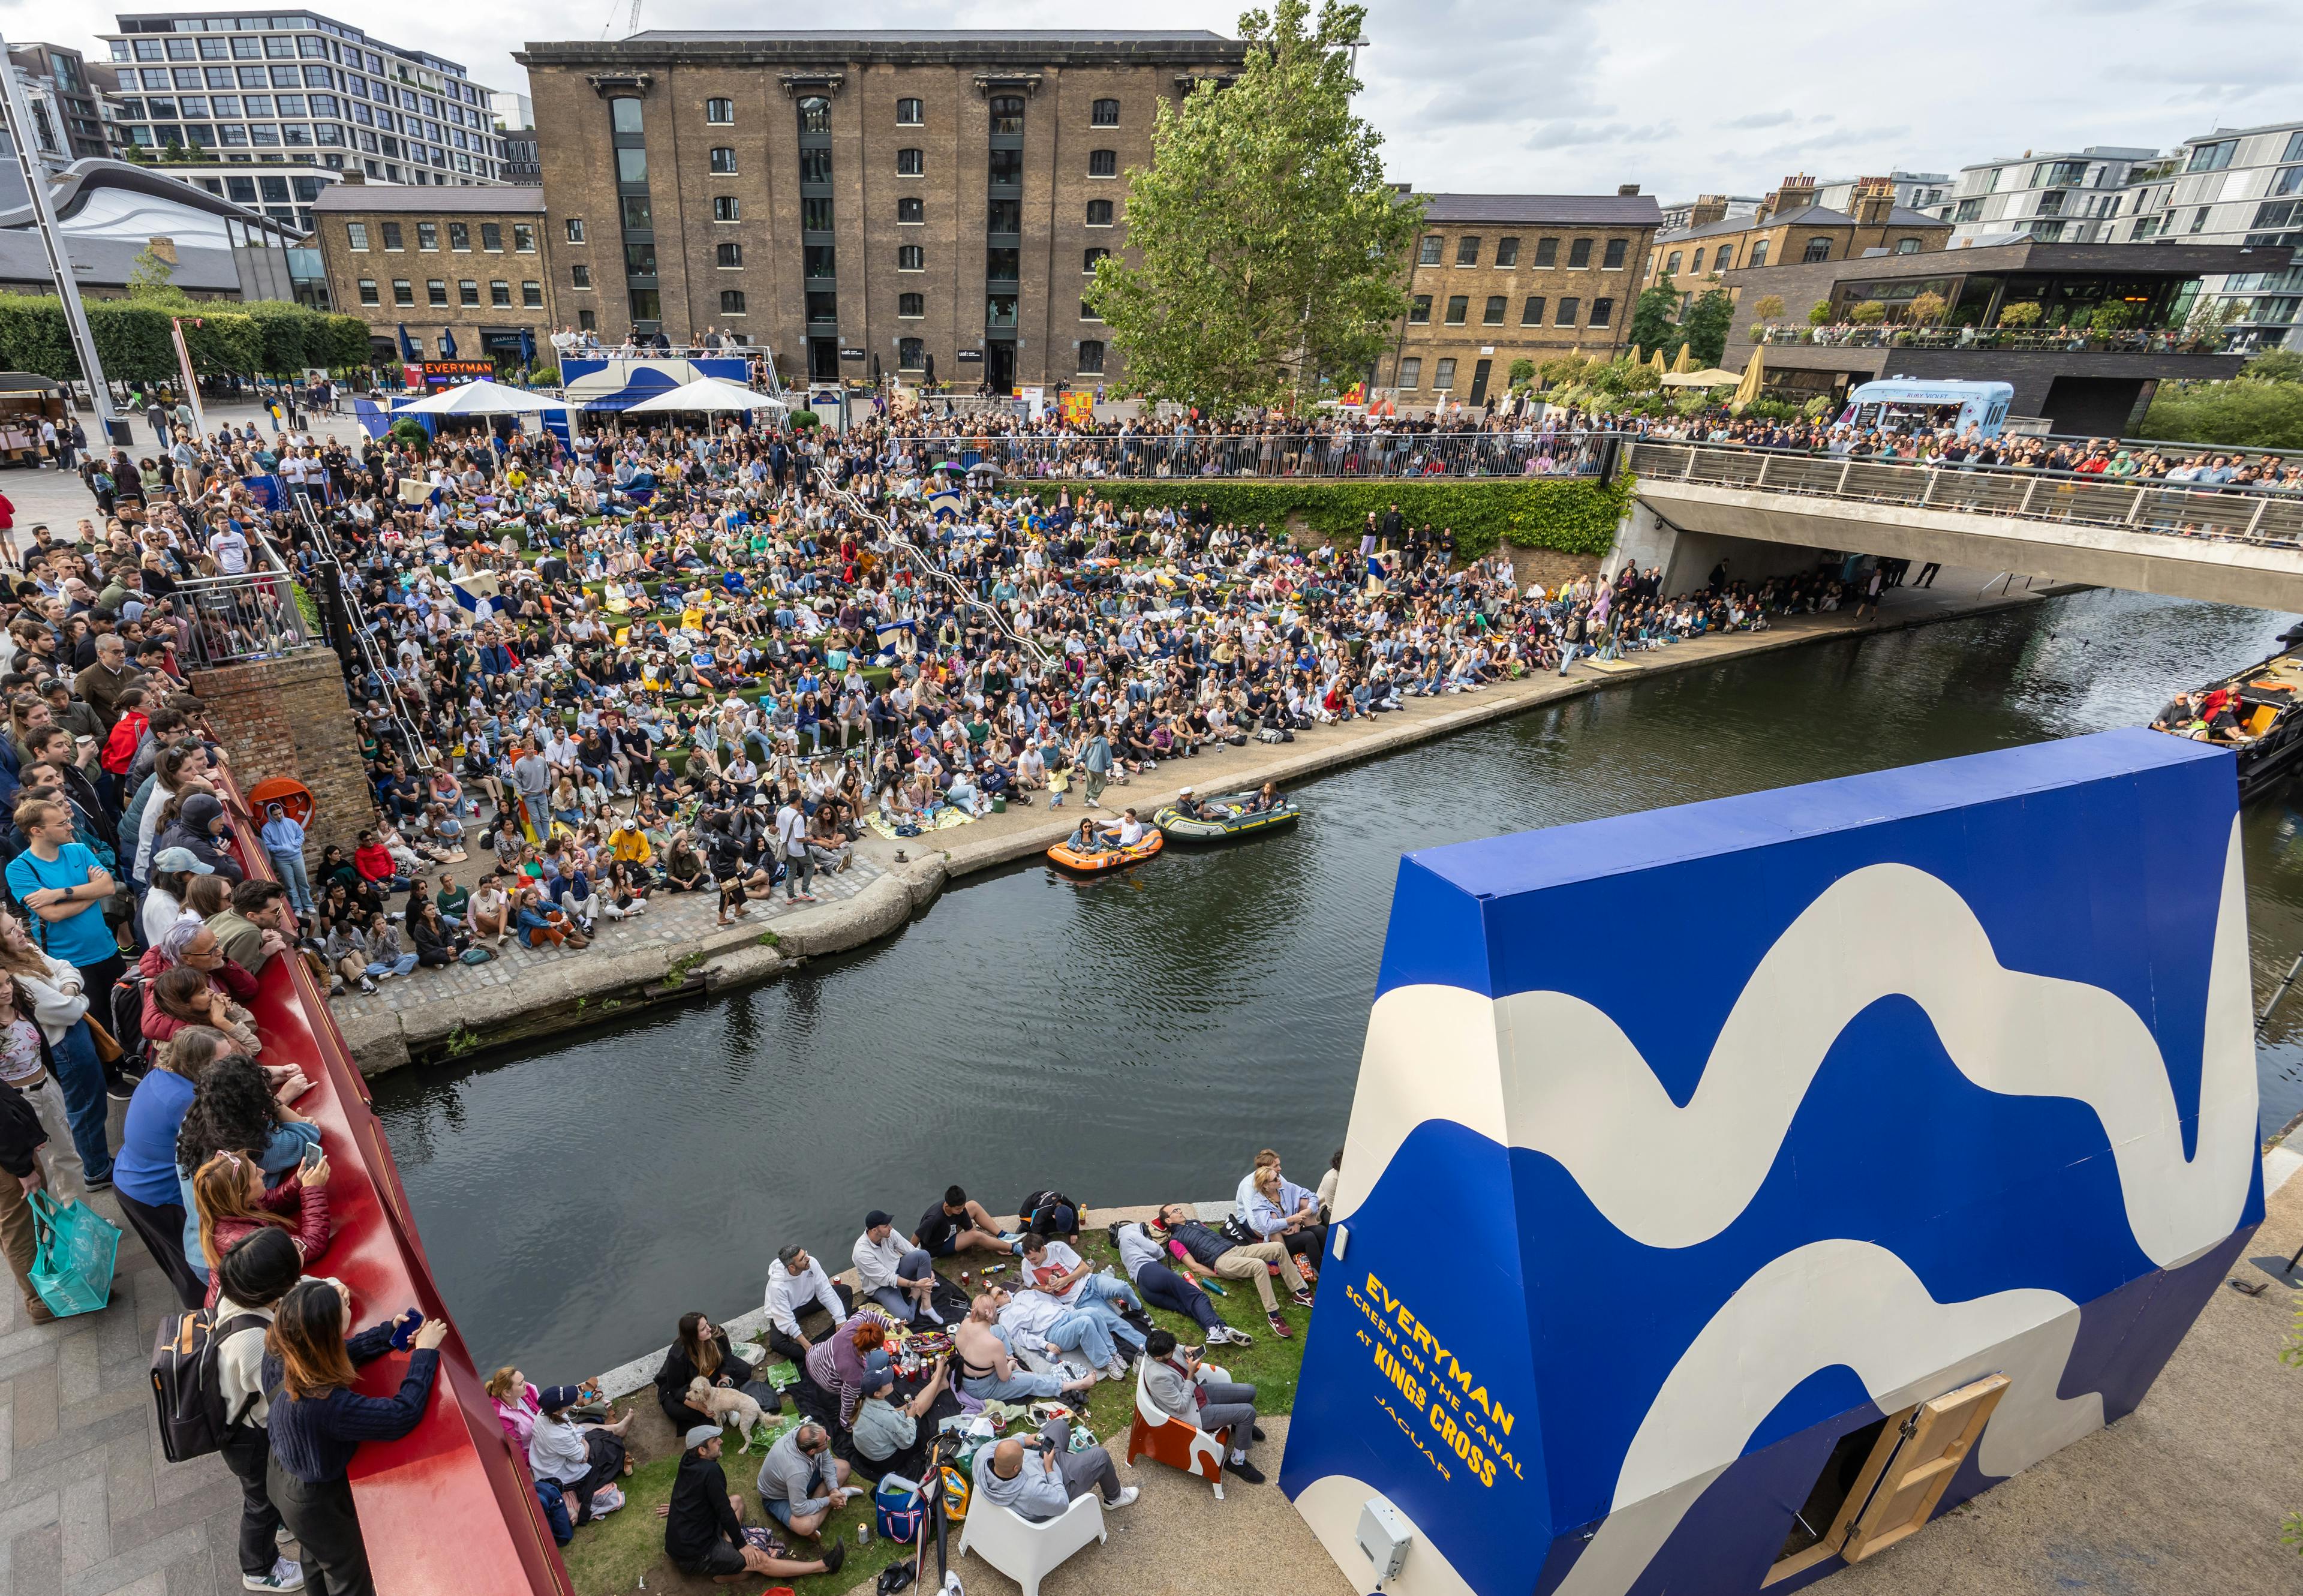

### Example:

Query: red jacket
xmin=353 ymin=843 xmax=398 ymax=883
xmin=101 ymin=710 xmax=146 ymax=777
xmin=137 ymin=943 xmax=259 ymax=1045
xmin=202 ymin=1170 xmax=330 ymax=1308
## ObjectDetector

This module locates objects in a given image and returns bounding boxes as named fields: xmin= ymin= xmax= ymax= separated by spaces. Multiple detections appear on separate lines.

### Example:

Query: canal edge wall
xmin=336 ymin=579 xmax=2068 ymax=1076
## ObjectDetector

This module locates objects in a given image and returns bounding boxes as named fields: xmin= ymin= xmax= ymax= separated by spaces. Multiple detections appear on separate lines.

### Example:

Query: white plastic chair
xmin=957 ymin=1468 xmax=1107 ymax=1596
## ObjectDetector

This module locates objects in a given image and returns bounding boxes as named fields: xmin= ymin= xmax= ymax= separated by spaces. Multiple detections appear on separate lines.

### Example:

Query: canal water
xmin=374 ymin=589 xmax=2303 ymax=1381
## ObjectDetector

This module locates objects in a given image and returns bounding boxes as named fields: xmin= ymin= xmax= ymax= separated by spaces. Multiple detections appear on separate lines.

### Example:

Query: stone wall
xmin=186 ymin=650 xmax=371 ymax=856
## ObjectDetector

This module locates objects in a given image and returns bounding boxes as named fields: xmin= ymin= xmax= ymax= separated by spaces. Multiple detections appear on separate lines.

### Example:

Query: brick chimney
xmin=1688 ymin=193 xmax=1730 ymax=227
xmin=1765 ymin=173 xmax=1820 ymax=218
xmin=1850 ymin=177 xmax=1896 ymax=226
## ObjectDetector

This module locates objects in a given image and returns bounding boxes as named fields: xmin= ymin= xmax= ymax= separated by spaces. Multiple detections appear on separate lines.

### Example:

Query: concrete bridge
xmin=1617 ymin=440 xmax=2303 ymax=611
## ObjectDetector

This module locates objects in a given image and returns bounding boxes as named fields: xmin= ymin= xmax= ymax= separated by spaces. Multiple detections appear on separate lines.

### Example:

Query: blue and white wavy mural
xmin=1279 ymin=728 xmax=2262 ymax=1596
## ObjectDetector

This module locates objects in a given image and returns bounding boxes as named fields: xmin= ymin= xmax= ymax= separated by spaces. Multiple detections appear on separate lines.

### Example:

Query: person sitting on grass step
xmin=659 ymin=1426 xmax=846 ymax=1586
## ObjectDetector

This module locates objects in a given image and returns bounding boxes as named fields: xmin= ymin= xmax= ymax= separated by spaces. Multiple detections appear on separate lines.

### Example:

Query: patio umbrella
xmin=623 ymin=376 xmax=789 ymax=414
xmin=395 ymin=379 xmax=570 ymax=415
xmin=1648 ymin=347 xmax=1668 ymax=375
xmin=440 ymin=327 xmax=458 ymax=358
xmin=1670 ymin=344 xmax=1696 ymax=374
xmin=396 ymin=324 xmax=419 ymax=362
xmin=1730 ymin=346 xmax=1766 ymax=411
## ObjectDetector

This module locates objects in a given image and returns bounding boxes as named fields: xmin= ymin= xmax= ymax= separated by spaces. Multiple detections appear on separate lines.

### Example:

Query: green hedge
xmin=0 ymin=291 xmax=371 ymax=383
xmin=1034 ymin=477 xmax=1633 ymax=561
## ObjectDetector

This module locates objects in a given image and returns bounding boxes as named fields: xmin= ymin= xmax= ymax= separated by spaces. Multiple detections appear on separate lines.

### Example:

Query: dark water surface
xmin=372 ymin=590 xmax=2303 ymax=1381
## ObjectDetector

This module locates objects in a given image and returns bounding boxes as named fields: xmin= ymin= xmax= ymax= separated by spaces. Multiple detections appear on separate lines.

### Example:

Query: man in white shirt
xmin=991 ymin=1285 xmax=1129 ymax=1382
xmin=209 ymin=522 xmax=250 ymax=576
xmin=852 ymin=1209 xmax=942 ymax=1326
xmin=762 ymin=1243 xmax=852 ymax=1363
xmin=774 ymin=795 xmax=814 ymax=902
xmin=1019 ymin=1234 xmax=1147 ymax=1359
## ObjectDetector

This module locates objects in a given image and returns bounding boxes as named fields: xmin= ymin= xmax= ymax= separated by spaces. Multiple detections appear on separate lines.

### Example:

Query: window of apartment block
xmin=1521 ymin=296 xmax=1544 ymax=325
xmin=717 ymin=242 xmax=742 ymax=267
xmin=1603 ymin=238 xmax=1627 ymax=269
xmin=457 ymin=279 xmax=477 ymax=305
xmin=481 ymin=222 xmax=501 ymax=250
xmin=1692 ymin=248 xmax=1706 ymax=273
xmin=346 ymin=221 xmax=369 ymax=250
xmin=1080 ymin=299 xmax=1102 ymax=321
xmin=564 ymin=217 xmax=585 ymax=242
xmin=900 ymin=336 xmax=925 ymax=368
xmin=1664 ymin=251 xmax=1682 ymax=275
xmin=714 ymin=196 xmax=739 ymax=221
xmin=898 ymin=197 xmax=924 ymax=224
xmin=1715 ymin=243 xmax=1734 ymax=270
xmin=720 ymin=289 xmax=745 ymax=313
xmin=709 ymin=146 xmax=736 ymax=174
xmin=1495 ymin=237 xmax=1519 ymax=267
xmin=705 ymin=97 xmax=733 ymax=124
xmin=1078 ymin=339 xmax=1105 ymax=372
xmin=1457 ymin=236 xmax=1480 ymax=266
xmin=1418 ymin=235 xmax=1442 ymax=266
xmin=1444 ymin=294 xmax=1468 ymax=324
xmin=578 ymin=308 xmax=596 ymax=330
xmin=426 ymin=278 xmax=446 ymax=305
xmin=513 ymin=223 xmax=535 ymax=252
xmin=897 ymin=147 xmax=924 ymax=176
xmin=898 ymin=244 xmax=924 ymax=270
xmin=896 ymin=98 xmax=923 ymax=125
xmin=898 ymin=293 xmax=924 ymax=317
xmin=380 ymin=221 xmax=402 ymax=249
xmin=1555 ymin=296 xmax=1580 ymax=325
xmin=392 ymin=278 xmax=412 ymax=305
xmin=1433 ymin=356 xmax=1457 ymax=390
xmin=1483 ymin=296 xmax=1505 ymax=324
xmin=1748 ymin=240 xmax=1769 ymax=266
xmin=1895 ymin=237 xmax=1922 ymax=254
xmin=1092 ymin=98 xmax=1120 ymax=126
xmin=1409 ymin=294 xmax=1431 ymax=323
xmin=1568 ymin=238 xmax=1593 ymax=268
xmin=445 ymin=221 xmax=467 ymax=250
xmin=416 ymin=221 xmax=437 ymax=250
xmin=1397 ymin=356 xmax=1421 ymax=389
xmin=1590 ymin=296 xmax=1613 ymax=327
xmin=357 ymin=278 xmax=377 ymax=304
xmin=1534 ymin=237 xmax=1558 ymax=267
xmin=522 ymin=282 xmax=543 ymax=307
xmin=1084 ymin=247 xmax=1110 ymax=273
xmin=570 ymin=265 xmax=591 ymax=288
xmin=1089 ymin=149 xmax=1117 ymax=178
xmin=1803 ymin=236 xmax=1832 ymax=261
xmin=1086 ymin=199 xmax=1113 ymax=226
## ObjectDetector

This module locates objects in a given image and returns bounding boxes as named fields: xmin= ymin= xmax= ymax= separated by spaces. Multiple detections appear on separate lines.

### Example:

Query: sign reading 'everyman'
xmin=1344 ymin=1272 xmax=1523 ymax=1490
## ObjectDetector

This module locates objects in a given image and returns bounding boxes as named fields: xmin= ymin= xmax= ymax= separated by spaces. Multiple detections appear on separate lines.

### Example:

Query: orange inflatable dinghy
xmin=1046 ymin=828 xmax=1165 ymax=873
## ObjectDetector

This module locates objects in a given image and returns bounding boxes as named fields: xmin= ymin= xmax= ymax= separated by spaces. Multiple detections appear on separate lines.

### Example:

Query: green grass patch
xmin=558 ymin=1224 xmax=1310 ymax=1595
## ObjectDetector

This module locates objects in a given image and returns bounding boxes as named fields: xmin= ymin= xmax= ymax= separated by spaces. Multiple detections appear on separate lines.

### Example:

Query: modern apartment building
xmin=515 ymin=29 xmax=1249 ymax=386
xmin=1940 ymin=147 xmax=2158 ymax=246
xmin=2119 ymin=120 xmax=2303 ymax=350
xmin=93 ymin=10 xmax=516 ymax=188
xmin=2 ymin=44 xmax=112 ymax=169
xmin=1389 ymin=190 xmax=1662 ymax=406
xmin=1815 ymin=169 xmax=1949 ymax=215
xmin=1646 ymin=176 xmax=1950 ymax=305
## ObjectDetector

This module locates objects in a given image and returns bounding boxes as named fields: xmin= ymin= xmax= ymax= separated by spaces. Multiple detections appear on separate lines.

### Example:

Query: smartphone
xmin=300 ymin=1141 xmax=324 ymax=1170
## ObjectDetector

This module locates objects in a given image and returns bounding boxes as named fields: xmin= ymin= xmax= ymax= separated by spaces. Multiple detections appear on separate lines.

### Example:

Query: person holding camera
xmin=1141 ymin=1328 xmax=1267 ymax=1484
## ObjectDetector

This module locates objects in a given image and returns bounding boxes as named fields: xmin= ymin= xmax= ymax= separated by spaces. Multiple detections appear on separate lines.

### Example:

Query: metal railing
xmin=1624 ymin=439 xmax=2303 ymax=548
xmin=1751 ymin=324 xmax=2239 ymax=355
xmin=292 ymin=495 xmax=435 ymax=771
xmin=173 ymin=534 xmax=315 ymax=668
xmin=887 ymin=429 xmax=1616 ymax=481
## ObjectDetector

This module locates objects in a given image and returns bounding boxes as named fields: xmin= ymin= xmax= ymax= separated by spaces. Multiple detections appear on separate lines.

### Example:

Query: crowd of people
xmin=481 ymin=1156 xmax=1336 ymax=1584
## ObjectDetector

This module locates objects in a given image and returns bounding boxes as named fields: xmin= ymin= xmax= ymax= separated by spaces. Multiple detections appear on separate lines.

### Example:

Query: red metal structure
xmin=220 ymin=770 xmax=571 ymax=1595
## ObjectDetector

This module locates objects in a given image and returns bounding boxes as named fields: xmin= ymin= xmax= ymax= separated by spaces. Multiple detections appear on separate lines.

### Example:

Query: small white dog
xmin=687 ymin=1376 xmax=768 ymax=1448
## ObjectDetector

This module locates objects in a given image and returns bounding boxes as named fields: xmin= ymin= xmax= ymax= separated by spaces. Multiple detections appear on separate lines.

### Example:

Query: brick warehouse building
xmin=311 ymin=184 xmax=557 ymax=366
xmin=1387 ymin=190 xmax=1662 ymax=407
xmin=514 ymin=29 xmax=1250 ymax=389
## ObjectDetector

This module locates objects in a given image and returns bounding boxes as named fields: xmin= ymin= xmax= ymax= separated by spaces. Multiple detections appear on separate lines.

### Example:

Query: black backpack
xmin=151 ymin=1306 xmax=267 ymax=1463
xmin=110 ymin=971 xmax=152 ymax=1073
xmin=1017 ymin=1189 xmax=1079 ymax=1237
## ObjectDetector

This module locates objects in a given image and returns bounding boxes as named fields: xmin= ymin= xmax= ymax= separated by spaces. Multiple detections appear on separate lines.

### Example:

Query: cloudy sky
xmin=33 ymin=0 xmax=2303 ymax=198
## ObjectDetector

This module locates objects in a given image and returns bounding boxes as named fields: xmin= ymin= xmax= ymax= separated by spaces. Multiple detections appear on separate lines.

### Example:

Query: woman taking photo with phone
xmin=263 ymin=1278 xmax=449 ymax=1596
xmin=191 ymin=1146 xmax=330 ymax=1309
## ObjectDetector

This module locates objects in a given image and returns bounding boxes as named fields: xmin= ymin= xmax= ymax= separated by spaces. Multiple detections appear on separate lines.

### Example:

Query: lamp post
xmin=0 ymin=29 xmax=122 ymax=443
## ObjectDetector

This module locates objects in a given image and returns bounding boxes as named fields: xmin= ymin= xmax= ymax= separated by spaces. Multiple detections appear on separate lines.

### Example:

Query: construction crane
xmin=600 ymin=0 xmax=642 ymax=39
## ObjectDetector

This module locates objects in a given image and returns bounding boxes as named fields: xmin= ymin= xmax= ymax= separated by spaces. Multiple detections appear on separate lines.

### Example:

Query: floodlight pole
xmin=0 ymin=31 xmax=122 ymax=441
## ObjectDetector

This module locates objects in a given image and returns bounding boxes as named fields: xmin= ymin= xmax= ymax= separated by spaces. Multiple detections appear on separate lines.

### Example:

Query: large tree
xmin=1627 ymin=284 xmax=1682 ymax=360
xmin=1680 ymin=288 xmax=1736 ymax=368
xmin=1086 ymin=1 xmax=1424 ymax=414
